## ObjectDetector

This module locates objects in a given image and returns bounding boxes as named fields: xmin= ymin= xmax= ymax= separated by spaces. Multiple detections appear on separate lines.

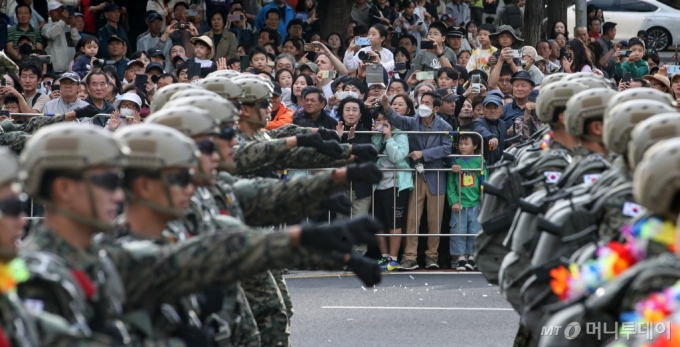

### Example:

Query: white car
xmin=567 ymin=0 xmax=680 ymax=50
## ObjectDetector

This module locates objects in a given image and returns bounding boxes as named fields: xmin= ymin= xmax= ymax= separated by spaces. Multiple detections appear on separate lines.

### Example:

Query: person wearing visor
xmin=105 ymin=92 xmax=142 ymax=131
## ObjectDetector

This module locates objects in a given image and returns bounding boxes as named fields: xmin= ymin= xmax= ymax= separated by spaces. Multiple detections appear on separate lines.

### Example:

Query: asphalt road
xmin=286 ymin=272 xmax=519 ymax=347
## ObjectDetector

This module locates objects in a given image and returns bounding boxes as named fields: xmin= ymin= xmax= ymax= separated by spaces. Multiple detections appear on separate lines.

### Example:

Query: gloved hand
xmin=317 ymin=126 xmax=341 ymax=142
xmin=346 ymin=162 xmax=382 ymax=184
xmin=351 ymin=144 xmax=378 ymax=163
xmin=347 ymin=253 xmax=382 ymax=287
xmin=300 ymin=215 xmax=382 ymax=253
xmin=296 ymin=133 xmax=324 ymax=148
xmin=319 ymin=192 xmax=352 ymax=215
xmin=74 ymin=105 xmax=100 ymax=119
xmin=317 ymin=140 xmax=344 ymax=158
xmin=296 ymin=133 xmax=344 ymax=158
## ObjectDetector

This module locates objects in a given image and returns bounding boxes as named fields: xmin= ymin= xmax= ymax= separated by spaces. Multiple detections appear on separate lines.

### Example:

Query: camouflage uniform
xmin=0 ymin=115 xmax=66 ymax=154
xmin=0 ymin=132 xmax=31 ymax=154
xmin=595 ymin=156 xmax=636 ymax=240
xmin=0 ymin=284 xmax=41 ymax=347
xmin=18 ymin=218 xmax=348 ymax=346
xmin=16 ymin=114 xmax=66 ymax=134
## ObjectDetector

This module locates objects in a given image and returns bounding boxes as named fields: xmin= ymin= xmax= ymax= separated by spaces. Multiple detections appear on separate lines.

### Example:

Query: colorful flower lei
xmin=0 ymin=258 xmax=29 ymax=294
xmin=540 ymin=131 xmax=553 ymax=150
xmin=550 ymin=216 xmax=676 ymax=301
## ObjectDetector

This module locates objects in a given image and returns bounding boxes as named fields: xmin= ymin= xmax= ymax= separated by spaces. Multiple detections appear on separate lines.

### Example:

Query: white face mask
xmin=418 ymin=104 xmax=432 ymax=118
xmin=120 ymin=108 xmax=135 ymax=117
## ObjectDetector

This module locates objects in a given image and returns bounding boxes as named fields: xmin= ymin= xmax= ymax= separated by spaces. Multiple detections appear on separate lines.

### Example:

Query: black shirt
xmin=293 ymin=109 xmax=338 ymax=129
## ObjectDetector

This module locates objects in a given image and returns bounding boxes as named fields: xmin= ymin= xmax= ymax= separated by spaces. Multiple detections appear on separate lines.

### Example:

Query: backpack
xmin=503 ymin=4 xmax=523 ymax=29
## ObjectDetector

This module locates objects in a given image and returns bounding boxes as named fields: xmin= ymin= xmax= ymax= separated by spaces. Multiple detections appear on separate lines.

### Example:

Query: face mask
xmin=120 ymin=108 xmax=135 ymax=117
xmin=418 ymin=104 xmax=432 ymax=118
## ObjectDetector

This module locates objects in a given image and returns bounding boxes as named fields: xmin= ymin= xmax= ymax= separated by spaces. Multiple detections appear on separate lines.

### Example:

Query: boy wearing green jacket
xmin=446 ymin=133 xmax=487 ymax=271
xmin=615 ymin=37 xmax=649 ymax=79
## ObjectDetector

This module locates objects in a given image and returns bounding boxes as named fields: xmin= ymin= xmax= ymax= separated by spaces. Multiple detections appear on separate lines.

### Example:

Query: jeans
xmin=449 ymin=204 xmax=481 ymax=256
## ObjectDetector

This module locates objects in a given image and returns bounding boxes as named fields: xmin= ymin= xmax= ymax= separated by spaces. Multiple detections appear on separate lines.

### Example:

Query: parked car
xmin=567 ymin=0 xmax=680 ymax=50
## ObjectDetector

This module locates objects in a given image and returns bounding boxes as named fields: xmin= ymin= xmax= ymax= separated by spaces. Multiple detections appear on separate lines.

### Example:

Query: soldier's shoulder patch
xmin=543 ymin=171 xmax=562 ymax=184
xmin=622 ymin=202 xmax=643 ymax=218
xmin=583 ymin=174 xmax=601 ymax=185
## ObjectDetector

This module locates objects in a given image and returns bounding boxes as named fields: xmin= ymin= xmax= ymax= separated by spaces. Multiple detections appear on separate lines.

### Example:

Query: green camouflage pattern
xmin=0 ymin=131 xmax=31 ymax=154
xmin=16 ymin=114 xmax=66 ymax=134
xmin=0 ymin=290 xmax=41 ymax=347
xmin=596 ymin=157 xmax=636 ymax=240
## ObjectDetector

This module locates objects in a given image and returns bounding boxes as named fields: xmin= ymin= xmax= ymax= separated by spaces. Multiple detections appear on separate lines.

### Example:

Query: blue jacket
xmin=471 ymin=116 xmax=506 ymax=165
xmin=384 ymin=108 xmax=452 ymax=195
xmin=73 ymin=55 xmax=92 ymax=78
xmin=255 ymin=3 xmax=295 ymax=41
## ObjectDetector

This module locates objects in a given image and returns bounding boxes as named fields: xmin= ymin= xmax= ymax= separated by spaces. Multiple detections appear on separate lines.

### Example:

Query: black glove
xmin=317 ymin=140 xmax=344 ymax=158
xmin=317 ymin=126 xmax=341 ymax=142
xmin=347 ymin=253 xmax=382 ymax=287
xmin=74 ymin=104 xmax=100 ymax=119
xmin=319 ymin=192 xmax=352 ymax=215
xmin=300 ymin=214 xmax=382 ymax=253
xmin=346 ymin=162 xmax=382 ymax=184
xmin=297 ymin=133 xmax=344 ymax=158
xmin=351 ymin=144 xmax=378 ymax=163
xmin=296 ymin=133 xmax=324 ymax=148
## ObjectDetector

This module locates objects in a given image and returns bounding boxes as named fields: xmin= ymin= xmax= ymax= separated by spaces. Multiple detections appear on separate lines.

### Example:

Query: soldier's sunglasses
xmin=87 ymin=171 xmax=125 ymax=192
xmin=164 ymin=170 xmax=193 ymax=187
xmin=197 ymin=140 xmax=216 ymax=155
xmin=0 ymin=196 xmax=25 ymax=217
xmin=219 ymin=127 xmax=235 ymax=141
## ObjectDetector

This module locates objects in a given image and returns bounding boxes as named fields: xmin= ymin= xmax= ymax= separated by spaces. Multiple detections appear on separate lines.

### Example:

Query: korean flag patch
xmin=583 ymin=174 xmax=601 ymax=185
xmin=544 ymin=171 xmax=562 ymax=184
xmin=622 ymin=202 xmax=643 ymax=218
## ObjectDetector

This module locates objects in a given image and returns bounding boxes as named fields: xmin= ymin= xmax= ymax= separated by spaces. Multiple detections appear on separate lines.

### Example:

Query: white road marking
xmin=321 ymin=306 xmax=514 ymax=311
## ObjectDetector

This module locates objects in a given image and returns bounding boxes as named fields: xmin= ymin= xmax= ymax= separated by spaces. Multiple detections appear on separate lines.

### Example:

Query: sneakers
xmin=455 ymin=259 xmax=466 ymax=271
xmin=378 ymin=257 xmax=389 ymax=270
xmin=387 ymin=259 xmax=400 ymax=271
xmin=425 ymin=257 xmax=439 ymax=269
xmin=397 ymin=259 xmax=419 ymax=271
xmin=466 ymin=258 xmax=477 ymax=271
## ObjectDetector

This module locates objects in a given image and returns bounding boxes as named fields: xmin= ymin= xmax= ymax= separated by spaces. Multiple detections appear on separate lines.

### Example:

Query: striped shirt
xmin=7 ymin=24 xmax=44 ymax=49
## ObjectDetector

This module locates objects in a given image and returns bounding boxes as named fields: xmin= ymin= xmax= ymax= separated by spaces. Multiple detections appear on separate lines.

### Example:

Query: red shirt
xmin=589 ymin=31 xmax=601 ymax=41
xmin=82 ymin=0 xmax=96 ymax=34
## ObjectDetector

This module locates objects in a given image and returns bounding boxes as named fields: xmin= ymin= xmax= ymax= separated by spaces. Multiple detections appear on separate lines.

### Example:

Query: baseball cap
xmin=147 ymin=48 xmax=166 ymax=59
xmin=145 ymin=62 xmax=165 ymax=74
xmin=446 ymin=27 xmax=465 ymax=38
xmin=103 ymin=3 xmax=119 ymax=12
xmin=483 ymin=95 xmax=503 ymax=107
xmin=440 ymin=14 xmax=454 ymax=23
xmin=48 ymin=1 xmax=63 ymax=11
xmin=171 ymin=55 xmax=186 ymax=67
xmin=58 ymin=71 xmax=80 ymax=83
xmin=114 ymin=92 xmax=142 ymax=110
xmin=300 ymin=62 xmax=319 ymax=73
xmin=108 ymin=35 xmax=126 ymax=44
xmin=272 ymin=82 xmax=283 ymax=96
xmin=126 ymin=60 xmax=144 ymax=70
xmin=436 ymin=87 xmax=457 ymax=102
xmin=147 ymin=11 xmax=163 ymax=23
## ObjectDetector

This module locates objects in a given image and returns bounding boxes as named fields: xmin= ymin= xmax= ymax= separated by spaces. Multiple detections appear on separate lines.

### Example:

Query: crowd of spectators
xmin=2 ymin=0 xmax=680 ymax=271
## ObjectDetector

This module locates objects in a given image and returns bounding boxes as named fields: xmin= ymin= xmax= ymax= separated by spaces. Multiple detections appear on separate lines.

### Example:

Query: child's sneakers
xmin=454 ymin=259 xmax=467 ymax=271
xmin=387 ymin=259 xmax=400 ymax=271
xmin=378 ymin=257 xmax=389 ymax=271
xmin=466 ymin=258 xmax=477 ymax=271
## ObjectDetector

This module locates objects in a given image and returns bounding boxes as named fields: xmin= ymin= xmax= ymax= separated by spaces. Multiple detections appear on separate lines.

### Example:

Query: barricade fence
xmin=21 ymin=130 xmax=488 ymax=239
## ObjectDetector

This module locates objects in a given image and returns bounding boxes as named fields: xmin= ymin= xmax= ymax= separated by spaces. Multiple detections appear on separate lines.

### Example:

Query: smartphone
xmin=366 ymin=64 xmax=384 ymax=84
xmin=187 ymin=62 xmax=201 ymax=79
xmin=0 ymin=110 xmax=9 ymax=117
xmin=38 ymin=55 xmax=51 ymax=64
xmin=416 ymin=21 xmax=423 ymax=26
xmin=620 ymin=50 xmax=629 ymax=57
xmin=135 ymin=74 xmax=148 ymax=91
xmin=512 ymin=49 xmax=522 ymax=58
xmin=303 ymin=43 xmax=317 ymax=52
xmin=415 ymin=71 xmax=435 ymax=81
xmin=471 ymin=74 xmax=481 ymax=94
xmin=240 ymin=55 xmax=250 ymax=71
xmin=622 ymin=72 xmax=632 ymax=83
xmin=420 ymin=41 xmax=434 ymax=50
xmin=52 ymin=84 xmax=60 ymax=92
xmin=667 ymin=65 xmax=680 ymax=76
xmin=187 ymin=10 xmax=198 ymax=17
xmin=468 ymin=33 xmax=473 ymax=41
xmin=565 ymin=52 xmax=572 ymax=61
xmin=232 ymin=13 xmax=242 ymax=21
xmin=354 ymin=37 xmax=371 ymax=46
xmin=394 ymin=62 xmax=406 ymax=71
xmin=319 ymin=70 xmax=335 ymax=79
xmin=0 ymin=78 xmax=5 ymax=87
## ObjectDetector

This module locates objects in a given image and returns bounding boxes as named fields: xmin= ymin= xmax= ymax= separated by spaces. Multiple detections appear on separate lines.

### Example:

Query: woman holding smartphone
xmin=343 ymin=24 xmax=395 ymax=73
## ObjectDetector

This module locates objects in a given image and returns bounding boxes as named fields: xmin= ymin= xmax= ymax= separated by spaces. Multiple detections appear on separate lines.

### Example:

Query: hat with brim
xmin=58 ymin=71 xmax=80 ymax=83
xmin=103 ymin=3 xmax=119 ymax=12
xmin=510 ymin=70 xmax=536 ymax=87
xmin=643 ymin=74 xmax=675 ymax=98
xmin=126 ymin=60 xmax=144 ymax=70
xmin=436 ymin=87 xmax=457 ymax=102
xmin=171 ymin=55 xmax=186 ymax=68
xmin=490 ymin=25 xmax=524 ymax=49
xmin=190 ymin=36 xmax=214 ymax=60
xmin=48 ymin=1 xmax=63 ymax=11
xmin=108 ymin=35 xmax=126 ymax=44
xmin=114 ymin=92 xmax=142 ymax=111
xmin=299 ymin=62 xmax=319 ymax=73
xmin=483 ymin=95 xmax=503 ymax=107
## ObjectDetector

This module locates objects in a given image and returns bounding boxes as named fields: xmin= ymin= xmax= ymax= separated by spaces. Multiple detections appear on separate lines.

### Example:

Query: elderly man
xmin=42 ymin=1 xmax=81 ymax=73
xmin=85 ymin=71 xmax=114 ymax=127
xmin=42 ymin=71 xmax=98 ymax=123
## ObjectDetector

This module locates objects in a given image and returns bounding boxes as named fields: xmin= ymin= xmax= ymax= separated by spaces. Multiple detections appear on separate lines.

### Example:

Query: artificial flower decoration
xmin=0 ymin=258 xmax=29 ymax=294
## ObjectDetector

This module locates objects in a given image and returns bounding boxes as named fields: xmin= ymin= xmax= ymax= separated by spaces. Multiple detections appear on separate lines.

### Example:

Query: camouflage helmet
xmin=536 ymin=81 xmax=588 ymax=123
xmin=564 ymin=88 xmax=616 ymax=139
xmin=605 ymin=88 xmax=677 ymax=120
xmin=232 ymin=77 xmax=273 ymax=103
xmin=145 ymin=106 xmax=219 ymax=138
xmin=208 ymin=70 xmax=241 ymax=79
xmin=603 ymin=100 xmax=676 ymax=156
xmin=197 ymin=76 xmax=243 ymax=99
xmin=0 ymin=147 xmax=19 ymax=187
xmin=569 ymin=76 xmax=612 ymax=90
xmin=113 ymin=123 xmax=199 ymax=171
xmin=540 ymin=73 xmax=567 ymax=87
xmin=234 ymin=74 xmax=274 ymax=88
xmin=563 ymin=72 xmax=598 ymax=81
xmin=163 ymin=96 xmax=238 ymax=124
xmin=628 ymin=112 xmax=680 ymax=168
xmin=19 ymin=123 xmax=128 ymax=197
xmin=633 ymin=138 xmax=680 ymax=220
xmin=150 ymin=83 xmax=202 ymax=113
xmin=169 ymin=88 xmax=221 ymax=101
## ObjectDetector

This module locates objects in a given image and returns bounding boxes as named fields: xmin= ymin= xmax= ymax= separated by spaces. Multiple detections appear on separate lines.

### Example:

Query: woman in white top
xmin=343 ymin=24 xmax=395 ymax=73
xmin=106 ymin=92 xmax=142 ymax=131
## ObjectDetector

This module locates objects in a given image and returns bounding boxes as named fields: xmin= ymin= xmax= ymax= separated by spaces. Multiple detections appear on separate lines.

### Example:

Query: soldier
xmin=15 ymin=123 xmax=383 ymax=345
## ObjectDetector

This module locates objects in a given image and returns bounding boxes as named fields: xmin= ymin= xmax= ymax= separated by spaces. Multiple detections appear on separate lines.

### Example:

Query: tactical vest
xmin=0 ymin=291 xmax=41 ymax=347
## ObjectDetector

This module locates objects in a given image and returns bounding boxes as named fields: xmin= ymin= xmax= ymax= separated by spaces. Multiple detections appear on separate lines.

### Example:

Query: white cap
xmin=48 ymin=1 xmax=63 ymax=11
xmin=114 ymin=93 xmax=142 ymax=110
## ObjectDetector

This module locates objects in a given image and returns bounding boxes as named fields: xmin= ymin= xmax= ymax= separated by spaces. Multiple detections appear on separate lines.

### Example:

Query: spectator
xmin=72 ymin=36 xmax=100 ymax=78
xmin=536 ymin=40 xmax=559 ymax=73
xmin=394 ymin=1 xmax=427 ymax=50
xmin=445 ymin=0 xmax=470 ymax=27
xmin=123 ymin=59 xmax=144 ymax=84
xmin=563 ymin=38 xmax=593 ymax=73
xmin=18 ymin=60 xmax=49 ymax=112
xmin=350 ymin=0 xmax=370 ymax=28
xmin=98 ymin=3 xmax=130 ymax=59
xmin=285 ymin=18 xmax=304 ymax=41
xmin=295 ymin=0 xmax=314 ymax=22
xmin=161 ymin=2 xmax=200 ymax=59
xmin=369 ymin=0 xmax=396 ymax=27
xmin=597 ymin=22 xmax=617 ymax=76
xmin=84 ymin=71 xmax=114 ymax=125
xmin=0 ymin=71 xmax=25 ymax=112
xmin=436 ymin=86 xmax=457 ymax=129
xmin=227 ymin=8 xmax=253 ymax=46
xmin=147 ymin=48 xmax=165 ymax=64
xmin=6 ymin=4 xmax=45 ymax=61
xmin=500 ymin=70 xmax=533 ymax=129
xmin=471 ymin=94 xmax=506 ymax=164
xmin=574 ymin=26 xmax=588 ymax=45
xmin=188 ymin=5 xmax=209 ymax=34
xmin=411 ymin=21 xmax=454 ymax=72
xmin=447 ymin=132 xmax=485 ymax=271
xmin=255 ymin=0 xmax=294 ymax=41
xmin=105 ymin=91 xmax=142 ymax=130
xmin=372 ymin=107 xmax=412 ymax=271
xmin=12 ymin=0 xmax=46 ymax=29
xmin=519 ymin=46 xmax=544 ymax=85
xmin=387 ymin=79 xmax=408 ymax=97
xmin=288 ymin=73 xmax=312 ymax=113
xmin=0 ymin=4 xmax=12 ymax=53
xmin=137 ymin=12 xmax=170 ymax=54
xmin=445 ymin=26 xmax=472 ymax=56
xmin=549 ymin=20 xmax=569 ymax=40
xmin=344 ymin=24 xmax=394 ymax=73
xmin=390 ymin=93 xmax=416 ymax=117
xmin=466 ymin=23 xmax=495 ymax=74
xmin=393 ymin=47 xmax=412 ymax=80
xmin=42 ymin=71 xmax=94 ymax=120
xmin=146 ymin=0 xmax=182 ymax=27
xmin=493 ymin=0 xmax=522 ymax=35
xmin=615 ymin=37 xmax=649 ymax=79
xmin=274 ymin=53 xmax=294 ymax=74
xmin=381 ymin=91 xmax=452 ymax=271
xmin=42 ymin=1 xmax=81 ymax=73
xmin=174 ymin=62 xmax=188 ymax=82
xmin=326 ymin=32 xmax=345 ymax=59
xmin=265 ymin=82 xmax=293 ymax=130
xmin=201 ymin=12 xmax=237 ymax=62
xmin=643 ymin=74 xmax=675 ymax=99
xmin=156 ymin=72 xmax=176 ymax=90
xmin=106 ymin=35 xmax=130 ymax=80
xmin=293 ymin=86 xmax=336 ymax=128
xmin=164 ymin=44 xmax=186 ymax=72
xmin=587 ymin=16 xmax=601 ymax=42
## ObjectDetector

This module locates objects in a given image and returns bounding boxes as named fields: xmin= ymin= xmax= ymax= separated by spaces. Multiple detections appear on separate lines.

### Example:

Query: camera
xmin=92 ymin=59 xmax=106 ymax=68
xmin=178 ymin=22 xmax=190 ymax=30
xmin=358 ymin=50 xmax=379 ymax=61
xmin=38 ymin=55 xmax=51 ymax=64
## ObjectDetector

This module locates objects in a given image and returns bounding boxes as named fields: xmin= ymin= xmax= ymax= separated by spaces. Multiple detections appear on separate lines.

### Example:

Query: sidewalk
xmin=283 ymin=269 xmax=482 ymax=279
